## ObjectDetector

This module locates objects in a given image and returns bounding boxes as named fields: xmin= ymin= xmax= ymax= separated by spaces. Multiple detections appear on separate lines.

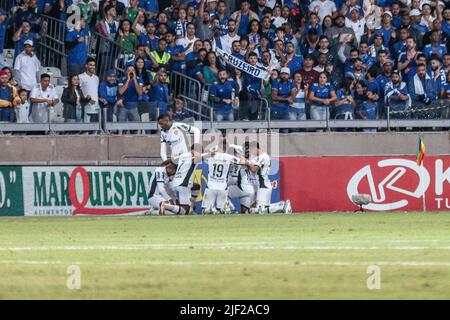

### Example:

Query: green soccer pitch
xmin=0 ymin=212 xmax=449 ymax=299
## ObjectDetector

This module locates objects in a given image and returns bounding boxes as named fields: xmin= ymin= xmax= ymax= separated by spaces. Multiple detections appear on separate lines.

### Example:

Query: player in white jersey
xmin=147 ymin=161 xmax=188 ymax=215
xmin=227 ymin=144 xmax=257 ymax=213
xmin=202 ymin=144 xmax=247 ymax=214
xmin=158 ymin=114 xmax=201 ymax=164
xmin=171 ymin=143 xmax=204 ymax=214
xmin=244 ymin=142 xmax=292 ymax=214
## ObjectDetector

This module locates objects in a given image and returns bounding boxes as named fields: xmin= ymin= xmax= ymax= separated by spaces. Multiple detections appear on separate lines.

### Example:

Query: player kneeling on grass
xmin=245 ymin=142 xmax=292 ymax=214
xmin=147 ymin=160 xmax=188 ymax=215
xmin=171 ymin=143 xmax=204 ymax=214
xmin=202 ymin=144 xmax=248 ymax=214
xmin=227 ymin=144 xmax=256 ymax=214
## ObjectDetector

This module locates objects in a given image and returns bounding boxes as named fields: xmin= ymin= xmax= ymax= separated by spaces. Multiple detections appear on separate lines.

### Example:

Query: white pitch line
xmin=0 ymin=260 xmax=450 ymax=267
xmin=0 ymin=243 xmax=449 ymax=251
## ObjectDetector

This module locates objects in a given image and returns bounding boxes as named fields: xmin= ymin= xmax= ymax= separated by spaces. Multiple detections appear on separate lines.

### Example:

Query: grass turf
xmin=0 ymin=212 xmax=449 ymax=299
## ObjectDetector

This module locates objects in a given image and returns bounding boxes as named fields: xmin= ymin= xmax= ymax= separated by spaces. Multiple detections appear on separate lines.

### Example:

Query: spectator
xmin=176 ymin=22 xmax=199 ymax=55
xmin=195 ymin=0 xmax=215 ymax=41
xmin=134 ymin=57 xmax=153 ymax=118
xmin=117 ymin=19 xmax=139 ymax=53
xmin=309 ymin=71 xmax=337 ymax=120
xmin=78 ymin=0 xmax=98 ymax=27
xmin=299 ymin=55 xmax=319 ymax=88
xmin=149 ymin=68 xmax=170 ymax=116
xmin=99 ymin=69 xmax=121 ymax=123
xmin=398 ymin=36 xmax=421 ymax=76
xmin=186 ymin=47 xmax=207 ymax=82
xmin=150 ymin=38 xmax=171 ymax=76
xmin=374 ymin=11 xmax=396 ymax=47
xmin=408 ymin=62 xmax=438 ymax=119
xmin=0 ymin=70 xmax=16 ymax=121
xmin=345 ymin=6 xmax=365 ymax=44
xmin=174 ymin=7 xmax=189 ymax=38
xmin=12 ymin=21 xmax=36 ymax=59
xmin=271 ymin=66 xmax=294 ymax=121
xmin=202 ymin=51 xmax=222 ymax=85
xmin=284 ymin=42 xmax=303 ymax=75
xmin=66 ymin=18 xmax=89 ymax=76
xmin=79 ymin=57 xmax=100 ymax=122
xmin=423 ymin=29 xmax=447 ymax=59
xmin=50 ymin=0 xmax=69 ymax=21
xmin=363 ymin=67 xmax=381 ymax=120
xmin=30 ymin=73 xmax=59 ymax=123
xmin=247 ymin=19 xmax=261 ymax=48
xmin=209 ymin=69 xmax=239 ymax=121
xmin=239 ymin=52 xmax=265 ymax=120
xmin=334 ymin=77 xmax=355 ymax=120
xmin=96 ymin=4 xmax=119 ymax=41
xmin=385 ymin=70 xmax=411 ymax=119
xmin=218 ymin=19 xmax=240 ymax=54
xmin=0 ymin=9 xmax=11 ymax=69
xmin=132 ymin=9 xmax=147 ymax=37
xmin=308 ymin=0 xmax=337 ymax=23
xmin=14 ymin=88 xmax=31 ymax=123
xmin=169 ymin=97 xmax=191 ymax=122
xmin=13 ymin=40 xmax=41 ymax=92
xmin=61 ymin=74 xmax=92 ymax=123
xmin=118 ymin=64 xmax=143 ymax=121
xmin=138 ymin=22 xmax=159 ymax=51
xmin=231 ymin=0 xmax=259 ymax=37
xmin=289 ymin=71 xmax=308 ymax=121
xmin=165 ymin=31 xmax=186 ymax=73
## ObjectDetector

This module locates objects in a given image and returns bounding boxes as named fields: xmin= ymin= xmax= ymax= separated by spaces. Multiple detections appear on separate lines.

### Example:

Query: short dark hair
xmin=40 ymin=73 xmax=51 ymax=80
xmin=86 ymin=57 xmax=96 ymax=65
xmin=157 ymin=113 xmax=171 ymax=121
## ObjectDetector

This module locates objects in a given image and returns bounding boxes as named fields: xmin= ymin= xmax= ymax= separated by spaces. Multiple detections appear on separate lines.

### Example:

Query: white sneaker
xmin=284 ymin=200 xmax=292 ymax=214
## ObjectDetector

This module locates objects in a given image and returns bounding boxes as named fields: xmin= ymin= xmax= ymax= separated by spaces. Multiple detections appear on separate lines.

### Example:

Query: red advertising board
xmin=280 ymin=156 xmax=450 ymax=212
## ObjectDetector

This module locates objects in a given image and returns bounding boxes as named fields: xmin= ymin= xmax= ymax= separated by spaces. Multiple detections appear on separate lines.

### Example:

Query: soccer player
xmin=244 ymin=142 xmax=292 ymax=214
xmin=202 ymin=143 xmax=247 ymax=214
xmin=147 ymin=160 xmax=188 ymax=215
xmin=171 ymin=143 xmax=204 ymax=215
xmin=227 ymin=144 xmax=256 ymax=214
xmin=158 ymin=114 xmax=201 ymax=164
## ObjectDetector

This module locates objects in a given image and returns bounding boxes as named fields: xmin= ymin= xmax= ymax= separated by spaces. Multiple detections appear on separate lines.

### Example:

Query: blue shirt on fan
xmin=310 ymin=83 xmax=334 ymax=106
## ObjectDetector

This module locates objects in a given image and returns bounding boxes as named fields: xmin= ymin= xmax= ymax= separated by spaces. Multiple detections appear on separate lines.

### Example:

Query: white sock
xmin=268 ymin=201 xmax=285 ymax=213
xmin=165 ymin=204 xmax=186 ymax=215
xmin=249 ymin=206 xmax=268 ymax=214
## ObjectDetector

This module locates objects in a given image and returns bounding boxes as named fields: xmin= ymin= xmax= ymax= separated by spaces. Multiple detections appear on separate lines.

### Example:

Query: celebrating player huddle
xmin=147 ymin=114 xmax=292 ymax=215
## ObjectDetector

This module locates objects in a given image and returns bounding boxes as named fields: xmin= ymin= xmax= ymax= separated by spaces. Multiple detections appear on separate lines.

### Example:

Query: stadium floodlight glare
xmin=351 ymin=194 xmax=372 ymax=213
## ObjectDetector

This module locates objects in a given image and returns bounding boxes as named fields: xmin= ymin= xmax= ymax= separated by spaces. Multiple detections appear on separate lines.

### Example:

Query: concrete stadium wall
xmin=0 ymin=132 xmax=449 ymax=163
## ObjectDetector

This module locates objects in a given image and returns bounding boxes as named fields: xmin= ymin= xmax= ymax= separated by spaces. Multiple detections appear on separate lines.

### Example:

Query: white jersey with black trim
xmin=172 ymin=152 xmax=196 ymax=187
xmin=250 ymin=152 xmax=272 ymax=189
xmin=148 ymin=167 xmax=176 ymax=200
xmin=207 ymin=152 xmax=240 ymax=191
xmin=160 ymin=122 xmax=197 ymax=163
xmin=229 ymin=163 xmax=252 ymax=189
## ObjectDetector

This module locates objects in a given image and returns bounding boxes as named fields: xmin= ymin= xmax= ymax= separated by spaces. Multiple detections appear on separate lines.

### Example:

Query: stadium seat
xmin=40 ymin=67 xmax=62 ymax=78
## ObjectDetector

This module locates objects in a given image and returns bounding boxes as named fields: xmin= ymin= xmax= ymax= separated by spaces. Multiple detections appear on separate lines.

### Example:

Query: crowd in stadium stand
xmin=0 ymin=0 xmax=449 ymax=129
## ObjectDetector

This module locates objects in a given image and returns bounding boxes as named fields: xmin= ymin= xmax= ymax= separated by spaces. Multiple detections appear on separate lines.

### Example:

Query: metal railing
xmin=178 ymin=93 xmax=213 ymax=123
xmin=37 ymin=15 xmax=68 ymax=76
xmin=170 ymin=71 xmax=203 ymax=102
xmin=88 ymin=32 xmax=134 ymax=80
